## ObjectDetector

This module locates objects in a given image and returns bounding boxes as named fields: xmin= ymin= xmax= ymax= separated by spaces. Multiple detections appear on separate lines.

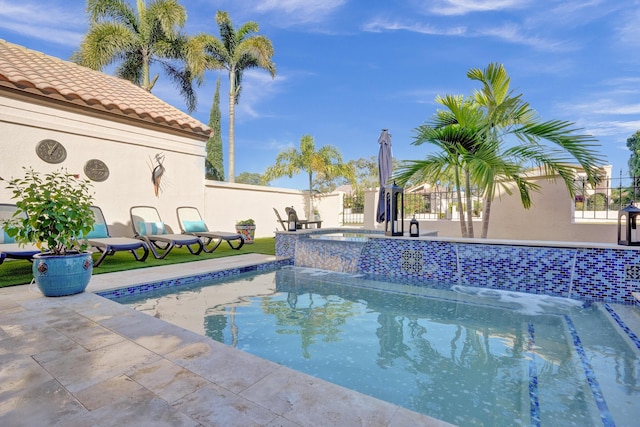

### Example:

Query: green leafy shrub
xmin=2 ymin=168 xmax=95 ymax=255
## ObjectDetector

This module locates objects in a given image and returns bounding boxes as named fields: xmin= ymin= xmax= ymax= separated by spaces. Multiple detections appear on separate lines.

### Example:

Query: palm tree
xmin=467 ymin=63 xmax=604 ymax=237
xmin=396 ymin=95 xmax=531 ymax=237
xmin=73 ymin=0 xmax=199 ymax=112
xmin=396 ymin=63 xmax=604 ymax=239
xmin=194 ymin=11 xmax=276 ymax=183
xmin=263 ymin=134 xmax=355 ymax=218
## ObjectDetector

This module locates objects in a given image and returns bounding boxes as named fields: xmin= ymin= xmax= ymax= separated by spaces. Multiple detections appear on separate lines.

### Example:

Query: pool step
xmin=633 ymin=292 xmax=640 ymax=305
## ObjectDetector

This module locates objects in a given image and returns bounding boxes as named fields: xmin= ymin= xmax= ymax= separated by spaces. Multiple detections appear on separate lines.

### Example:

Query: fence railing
xmin=342 ymin=192 xmax=364 ymax=225
xmin=343 ymin=174 xmax=638 ymax=223
xmin=573 ymin=175 xmax=635 ymax=220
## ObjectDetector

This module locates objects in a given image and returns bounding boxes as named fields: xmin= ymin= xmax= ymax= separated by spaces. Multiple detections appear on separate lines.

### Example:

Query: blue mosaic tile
xmin=603 ymin=303 xmax=640 ymax=351
xmin=97 ymin=258 xmax=292 ymax=300
xmin=276 ymin=232 xmax=640 ymax=304
xmin=564 ymin=315 xmax=615 ymax=427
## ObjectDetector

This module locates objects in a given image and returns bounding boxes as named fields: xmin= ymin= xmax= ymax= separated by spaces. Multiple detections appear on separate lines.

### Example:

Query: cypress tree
xmin=205 ymin=78 xmax=224 ymax=180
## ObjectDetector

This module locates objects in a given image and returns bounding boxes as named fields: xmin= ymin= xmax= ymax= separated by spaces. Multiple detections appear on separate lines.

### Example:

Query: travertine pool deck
xmin=0 ymin=254 xmax=451 ymax=427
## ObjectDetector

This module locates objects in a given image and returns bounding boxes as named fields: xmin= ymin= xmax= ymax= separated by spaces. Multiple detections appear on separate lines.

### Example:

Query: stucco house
xmin=0 ymin=39 xmax=211 ymax=237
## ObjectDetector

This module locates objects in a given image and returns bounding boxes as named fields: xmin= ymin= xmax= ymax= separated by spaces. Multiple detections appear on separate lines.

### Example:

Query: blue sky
xmin=1 ymin=0 xmax=638 ymax=189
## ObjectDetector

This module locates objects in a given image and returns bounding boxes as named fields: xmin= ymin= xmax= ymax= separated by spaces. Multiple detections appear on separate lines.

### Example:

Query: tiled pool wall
xmin=97 ymin=258 xmax=292 ymax=300
xmin=276 ymin=231 xmax=640 ymax=304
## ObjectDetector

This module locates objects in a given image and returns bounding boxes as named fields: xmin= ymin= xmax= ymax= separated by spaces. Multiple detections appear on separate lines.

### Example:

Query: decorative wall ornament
xmin=150 ymin=153 xmax=166 ymax=197
xmin=84 ymin=159 xmax=109 ymax=182
xmin=35 ymin=139 xmax=66 ymax=164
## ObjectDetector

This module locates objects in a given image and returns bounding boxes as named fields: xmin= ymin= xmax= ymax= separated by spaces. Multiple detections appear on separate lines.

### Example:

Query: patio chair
xmin=130 ymin=206 xmax=203 ymax=259
xmin=176 ymin=206 xmax=244 ymax=253
xmin=285 ymin=206 xmax=322 ymax=229
xmin=273 ymin=208 xmax=288 ymax=231
xmin=86 ymin=206 xmax=150 ymax=267
xmin=0 ymin=203 xmax=41 ymax=262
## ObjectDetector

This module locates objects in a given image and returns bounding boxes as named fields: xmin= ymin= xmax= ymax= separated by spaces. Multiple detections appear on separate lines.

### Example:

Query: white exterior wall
xmin=203 ymin=182 xmax=341 ymax=238
xmin=364 ymin=180 xmax=618 ymax=244
xmin=0 ymin=96 xmax=206 ymax=238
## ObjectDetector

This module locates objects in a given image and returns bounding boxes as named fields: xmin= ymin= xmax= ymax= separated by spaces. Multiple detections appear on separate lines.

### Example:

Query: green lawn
xmin=0 ymin=237 xmax=276 ymax=288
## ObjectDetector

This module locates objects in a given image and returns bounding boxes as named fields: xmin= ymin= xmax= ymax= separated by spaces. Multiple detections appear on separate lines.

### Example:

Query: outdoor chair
xmin=130 ymin=206 xmax=203 ymax=259
xmin=0 ymin=203 xmax=41 ymax=263
xmin=86 ymin=206 xmax=150 ymax=267
xmin=176 ymin=206 xmax=244 ymax=253
xmin=273 ymin=208 xmax=288 ymax=231
xmin=285 ymin=207 xmax=322 ymax=229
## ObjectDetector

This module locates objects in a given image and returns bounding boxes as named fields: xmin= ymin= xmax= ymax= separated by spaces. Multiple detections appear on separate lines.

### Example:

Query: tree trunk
xmin=228 ymin=71 xmax=236 ymax=183
xmin=464 ymin=170 xmax=474 ymax=238
xmin=308 ymin=172 xmax=313 ymax=219
xmin=481 ymin=184 xmax=493 ymax=238
xmin=454 ymin=167 xmax=468 ymax=238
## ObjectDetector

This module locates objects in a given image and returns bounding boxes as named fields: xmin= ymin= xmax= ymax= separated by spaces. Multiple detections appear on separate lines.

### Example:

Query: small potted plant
xmin=2 ymin=167 xmax=95 ymax=296
xmin=235 ymin=219 xmax=256 ymax=244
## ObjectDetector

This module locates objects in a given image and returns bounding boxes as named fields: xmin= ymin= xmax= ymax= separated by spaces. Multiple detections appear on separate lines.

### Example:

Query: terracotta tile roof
xmin=0 ymin=39 xmax=210 ymax=138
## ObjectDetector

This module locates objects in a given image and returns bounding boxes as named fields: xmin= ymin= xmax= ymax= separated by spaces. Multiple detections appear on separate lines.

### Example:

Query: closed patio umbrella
xmin=376 ymin=129 xmax=392 ymax=223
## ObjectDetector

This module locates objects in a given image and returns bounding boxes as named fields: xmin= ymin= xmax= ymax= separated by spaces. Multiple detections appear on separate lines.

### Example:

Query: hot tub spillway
xmin=294 ymin=233 xmax=368 ymax=273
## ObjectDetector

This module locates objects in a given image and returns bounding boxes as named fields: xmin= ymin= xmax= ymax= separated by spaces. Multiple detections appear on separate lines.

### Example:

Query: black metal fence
xmin=573 ymin=174 xmax=635 ymax=220
xmin=343 ymin=175 xmax=639 ymax=223
xmin=342 ymin=192 xmax=364 ymax=225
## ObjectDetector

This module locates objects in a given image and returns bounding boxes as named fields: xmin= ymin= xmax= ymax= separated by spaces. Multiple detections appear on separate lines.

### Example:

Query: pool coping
xmin=0 ymin=254 xmax=453 ymax=427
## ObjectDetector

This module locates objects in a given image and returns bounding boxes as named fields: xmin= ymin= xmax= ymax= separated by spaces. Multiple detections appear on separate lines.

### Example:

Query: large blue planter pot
xmin=32 ymin=252 xmax=93 ymax=297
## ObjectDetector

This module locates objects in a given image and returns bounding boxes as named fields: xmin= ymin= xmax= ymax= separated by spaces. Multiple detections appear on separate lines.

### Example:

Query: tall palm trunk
xmin=481 ymin=183 xmax=494 ymax=238
xmin=464 ymin=169 xmax=474 ymax=238
xmin=454 ymin=166 xmax=468 ymax=238
xmin=308 ymin=171 xmax=313 ymax=219
xmin=228 ymin=71 xmax=236 ymax=183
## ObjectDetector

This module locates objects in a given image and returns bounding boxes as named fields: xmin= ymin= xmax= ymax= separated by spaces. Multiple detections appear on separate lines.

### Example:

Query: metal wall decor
xmin=84 ymin=159 xmax=110 ymax=182
xmin=35 ymin=139 xmax=67 ymax=164
xmin=150 ymin=153 xmax=166 ymax=197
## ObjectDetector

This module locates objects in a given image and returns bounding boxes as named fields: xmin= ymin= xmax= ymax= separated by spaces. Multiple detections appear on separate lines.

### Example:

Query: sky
xmin=1 ymin=0 xmax=639 ymax=190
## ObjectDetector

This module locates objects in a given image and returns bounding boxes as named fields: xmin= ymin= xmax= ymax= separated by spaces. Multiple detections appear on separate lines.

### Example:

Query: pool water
xmin=116 ymin=266 xmax=640 ymax=426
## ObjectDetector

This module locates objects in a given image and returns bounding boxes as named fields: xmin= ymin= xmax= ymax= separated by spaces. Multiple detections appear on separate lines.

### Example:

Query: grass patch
xmin=0 ymin=237 xmax=275 ymax=288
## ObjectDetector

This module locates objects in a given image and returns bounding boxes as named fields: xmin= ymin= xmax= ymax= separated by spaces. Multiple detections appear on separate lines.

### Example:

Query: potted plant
xmin=2 ymin=167 xmax=95 ymax=296
xmin=235 ymin=219 xmax=256 ymax=244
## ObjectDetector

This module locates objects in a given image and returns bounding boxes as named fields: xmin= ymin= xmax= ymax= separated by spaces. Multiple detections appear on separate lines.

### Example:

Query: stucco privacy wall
xmin=203 ymin=181 xmax=341 ymax=238
xmin=0 ymin=96 xmax=205 ymax=237
xmin=364 ymin=176 xmax=617 ymax=244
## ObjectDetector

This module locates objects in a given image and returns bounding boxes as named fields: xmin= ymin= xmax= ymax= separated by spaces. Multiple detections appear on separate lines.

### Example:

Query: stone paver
xmin=0 ymin=255 xmax=453 ymax=427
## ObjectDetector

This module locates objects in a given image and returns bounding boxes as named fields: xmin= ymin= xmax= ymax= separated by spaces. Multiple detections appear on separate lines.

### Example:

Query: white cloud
xmin=233 ymin=69 xmax=286 ymax=121
xmin=362 ymin=18 xmax=466 ymax=36
xmin=584 ymin=120 xmax=640 ymax=138
xmin=476 ymin=24 xmax=576 ymax=52
xmin=240 ymin=0 xmax=347 ymax=25
xmin=0 ymin=1 xmax=86 ymax=46
xmin=427 ymin=0 xmax=529 ymax=16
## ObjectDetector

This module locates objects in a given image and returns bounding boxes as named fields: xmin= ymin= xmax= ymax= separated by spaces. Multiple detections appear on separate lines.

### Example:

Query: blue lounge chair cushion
xmin=85 ymin=223 xmax=109 ymax=239
xmin=183 ymin=220 xmax=207 ymax=233
xmin=138 ymin=221 xmax=165 ymax=236
xmin=0 ymin=230 xmax=15 ymax=244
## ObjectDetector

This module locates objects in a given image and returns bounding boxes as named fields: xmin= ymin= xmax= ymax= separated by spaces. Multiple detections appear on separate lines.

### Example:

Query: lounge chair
xmin=0 ymin=252 xmax=5 ymax=265
xmin=285 ymin=206 xmax=322 ymax=229
xmin=86 ymin=206 xmax=150 ymax=267
xmin=273 ymin=208 xmax=288 ymax=231
xmin=0 ymin=203 xmax=41 ymax=262
xmin=130 ymin=206 xmax=203 ymax=259
xmin=176 ymin=206 xmax=244 ymax=253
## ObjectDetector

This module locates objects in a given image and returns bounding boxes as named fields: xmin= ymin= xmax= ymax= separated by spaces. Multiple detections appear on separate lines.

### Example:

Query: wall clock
xmin=84 ymin=159 xmax=110 ymax=182
xmin=35 ymin=139 xmax=67 ymax=164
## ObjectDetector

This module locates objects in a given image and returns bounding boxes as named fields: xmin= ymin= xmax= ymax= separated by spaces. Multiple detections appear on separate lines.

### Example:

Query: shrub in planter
xmin=2 ymin=168 xmax=95 ymax=296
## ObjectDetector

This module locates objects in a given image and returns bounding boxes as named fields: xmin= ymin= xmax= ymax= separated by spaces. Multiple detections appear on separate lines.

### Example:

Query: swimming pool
xmin=112 ymin=266 xmax=640 ymax=426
